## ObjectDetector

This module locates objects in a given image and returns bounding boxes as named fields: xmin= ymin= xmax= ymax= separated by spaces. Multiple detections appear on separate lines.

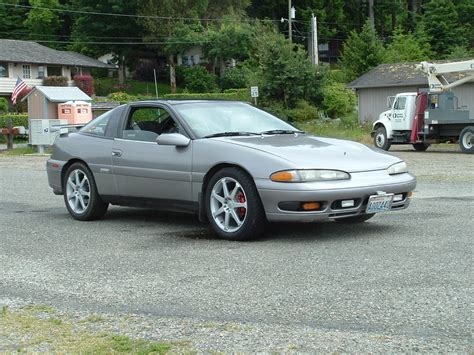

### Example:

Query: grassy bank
xmin=94 ymin=78 xmax=175 ymax=97
xmin=298 ymin=114 xmax=373 ymax=145
xmin=0 ymin=305 xmax=174 ymax=353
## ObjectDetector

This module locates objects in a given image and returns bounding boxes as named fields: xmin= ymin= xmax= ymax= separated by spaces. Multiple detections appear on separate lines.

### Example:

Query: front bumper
xmin=256 ymin=170 xmax=416 ymax=222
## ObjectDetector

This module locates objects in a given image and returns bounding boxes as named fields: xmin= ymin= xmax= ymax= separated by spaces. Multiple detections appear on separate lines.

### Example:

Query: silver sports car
xmin=47 ymin=100 xmax=416 ymax=240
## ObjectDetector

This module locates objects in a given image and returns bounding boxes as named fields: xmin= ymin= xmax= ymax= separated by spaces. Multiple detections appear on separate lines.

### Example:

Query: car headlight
xmin=270 ymin=169 xmax=350 ymax=182
xmin=387 ymin=161 xmax=408 ymax=175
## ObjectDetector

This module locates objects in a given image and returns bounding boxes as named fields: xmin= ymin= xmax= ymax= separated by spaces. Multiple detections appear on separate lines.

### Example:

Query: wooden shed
xmin=22 ymin=86 xmax=92 ymax=120
xmin=347 ymin=62 xmax=474 ymax=123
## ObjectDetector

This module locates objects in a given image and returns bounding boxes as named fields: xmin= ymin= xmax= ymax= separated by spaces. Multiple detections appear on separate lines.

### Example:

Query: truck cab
xmin=372 ymin=93 xmax=417 ymax=150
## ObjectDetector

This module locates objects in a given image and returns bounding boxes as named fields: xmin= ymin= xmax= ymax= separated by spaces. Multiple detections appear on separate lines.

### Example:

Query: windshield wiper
xmin=203 ymin=131 xmax=259 ymax=138
xmin=260 ymin=129 xmax=305 ymax=135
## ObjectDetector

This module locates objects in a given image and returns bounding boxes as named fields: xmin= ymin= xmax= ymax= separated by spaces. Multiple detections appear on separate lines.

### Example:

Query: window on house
xmin=37 ymin=66 xmax=45 ymax=78
xmin=182 ymin=56 xmax=189 ymax=66
xmin=47 ymin=66 xmax=62 ymax=76
xmin=22 ymin=64 xmax=31 ymax=79
xmin=0 ymin=62 xmax=8 ymax=77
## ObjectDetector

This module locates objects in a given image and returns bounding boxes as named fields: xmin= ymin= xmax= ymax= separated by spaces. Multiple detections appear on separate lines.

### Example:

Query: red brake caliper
xmin=236 ymin=192 xmax=246 ymax=218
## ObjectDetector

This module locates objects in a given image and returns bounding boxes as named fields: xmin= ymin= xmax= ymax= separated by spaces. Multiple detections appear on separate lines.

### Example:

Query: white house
xmin=0 ymin=39 xmax=114 ymax=96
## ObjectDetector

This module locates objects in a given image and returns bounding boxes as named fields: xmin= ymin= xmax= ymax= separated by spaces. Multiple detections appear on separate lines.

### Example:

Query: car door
xmin=391 ymin=96 xmax=407 ymax=131
xmin=111 ymin=104 xmax=193 ymax=202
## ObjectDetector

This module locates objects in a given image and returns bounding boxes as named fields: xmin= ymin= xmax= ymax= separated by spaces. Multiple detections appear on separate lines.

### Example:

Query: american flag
xmin=11 ymin=77 xmax=28 ymax=105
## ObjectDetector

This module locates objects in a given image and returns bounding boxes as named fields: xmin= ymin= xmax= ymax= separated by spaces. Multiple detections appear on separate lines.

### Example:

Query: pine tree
xmin=420 ymin=0 xmax=466 ymax=57
xmin=339 ymin=21 xmax=385 ymax=82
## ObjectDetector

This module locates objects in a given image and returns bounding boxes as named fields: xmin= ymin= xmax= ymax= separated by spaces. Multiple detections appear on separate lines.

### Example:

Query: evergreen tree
xmin=420 ymin=0 xmax=467 ymax=57
xmin=0 ymin=0 xmax=28 ymax=37
xmin=339 ymin=21 xmax=385 ymax=82
xmin=383 ymin=28 xmax=432 ymax=63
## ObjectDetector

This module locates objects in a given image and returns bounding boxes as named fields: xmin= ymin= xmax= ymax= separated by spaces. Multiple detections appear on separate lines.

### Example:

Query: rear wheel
xmin=63 ymin=162 xmax=108 ymax=220
xmin=413 ymin=143 xmax=430 ymax=151
xmin=205 ymin=167 xmax=265 ymax=240
xmin=459 ymin=126 xmax=474 ymax=154
xmin=374 ymin=127 xmax=391 ymax=151
xmin=335 ymin=213 xmax=375 ymax=223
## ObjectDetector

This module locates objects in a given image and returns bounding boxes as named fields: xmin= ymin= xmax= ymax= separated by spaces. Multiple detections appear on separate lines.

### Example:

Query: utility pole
xmin=368 ymin=0 xmax=375 ymax=29
xmin=310 ymin=14 xmax=319 ymax=65
xmin=288 ymin=0 xmax=292 ymax=42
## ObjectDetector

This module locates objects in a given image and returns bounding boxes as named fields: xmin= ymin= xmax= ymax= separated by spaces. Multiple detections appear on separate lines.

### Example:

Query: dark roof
xmin=347 ymin=61 xmax=472 ymax=89
xmin=0 ymin=39 xmax=114 ymax=68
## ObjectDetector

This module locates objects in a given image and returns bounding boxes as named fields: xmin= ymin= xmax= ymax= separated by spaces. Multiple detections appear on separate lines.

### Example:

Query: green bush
xmin=0 ymin=97 xmax=8 ymax=113
xmin=106 ymin=92 xmax=138 ymax=103
xmin=0 ymin=114 xmax=29 ymax=128
xmin=164 ymin=89 xmax=250 ymax=101
xmin=287 ymin=100 xmax=318 ymax=122
xmin=43 ymin=76 xmax=68 ymax=86
xmin=181 ymin=66 xmax=218 ymax=93
xmin=322 ymin=83 xmax=356 ymax=118
xmin=220 ymin=67 xmax=247 ymax=90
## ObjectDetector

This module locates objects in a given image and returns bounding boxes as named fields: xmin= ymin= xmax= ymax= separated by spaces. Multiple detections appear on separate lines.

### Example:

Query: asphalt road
xmin=0 ymin=146 xmax=473 ymax=352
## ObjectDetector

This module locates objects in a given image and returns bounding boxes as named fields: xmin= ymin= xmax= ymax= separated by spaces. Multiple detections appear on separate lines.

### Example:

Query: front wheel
xmin=335 ymin=213 xmax=375 ymax=223
xmin=413 ymin=143 xmax=430 ymax=152
xmin=374 ymin=127 xmax=391 ymax=151
xmin=459 ymin=126 xmax=474 ymax=154
xmin=205 ymin=167 xmax=266 ymax=240
xmin=63 ymin=162 xmax=108 ymax=220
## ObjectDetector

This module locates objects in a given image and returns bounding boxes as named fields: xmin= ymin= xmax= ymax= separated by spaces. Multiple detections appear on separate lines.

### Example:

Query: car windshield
xmin=173 ymin=102 xmax=300 ymax=138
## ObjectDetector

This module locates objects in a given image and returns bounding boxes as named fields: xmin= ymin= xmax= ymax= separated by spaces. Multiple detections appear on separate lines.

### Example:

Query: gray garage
xmin=348 ymin=62 xmax=474 ymax=123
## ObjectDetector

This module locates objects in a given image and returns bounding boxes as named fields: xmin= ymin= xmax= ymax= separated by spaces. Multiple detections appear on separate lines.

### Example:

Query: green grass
xmin=94 ymin=78 xmax=175 ymax=97
xmin=0 ymin=305 xmax=175 ymax=353
xmin=0 ymin=146 xmax=52 ymax=155
xmin=298 ymin=113 xmax=373 ymax=144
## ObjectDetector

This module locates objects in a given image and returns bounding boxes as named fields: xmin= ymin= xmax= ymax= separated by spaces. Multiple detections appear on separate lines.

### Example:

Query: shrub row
xmin=163 ymin=89 xmax=250 ymax=101
xmin=0 ymin=114 xmax=29 ymax=128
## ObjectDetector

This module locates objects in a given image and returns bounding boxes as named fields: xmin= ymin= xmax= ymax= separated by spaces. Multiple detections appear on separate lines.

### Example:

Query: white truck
xmin=372 ymin=59 xmax=474 ymax=154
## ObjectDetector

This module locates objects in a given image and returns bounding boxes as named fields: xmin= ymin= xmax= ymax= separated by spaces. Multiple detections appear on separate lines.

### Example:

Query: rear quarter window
xmin=80 ymin=109 xmax=115 ymax=137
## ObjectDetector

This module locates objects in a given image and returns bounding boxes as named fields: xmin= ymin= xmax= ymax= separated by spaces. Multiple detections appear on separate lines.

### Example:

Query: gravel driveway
xmin=0 ymin=146 xmax=472 ymax=352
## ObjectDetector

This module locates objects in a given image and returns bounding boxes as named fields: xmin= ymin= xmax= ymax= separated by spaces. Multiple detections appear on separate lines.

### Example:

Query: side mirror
xmin=156 ymin=133 xmax=190 ymax=147
xmin=387 ymin=96 xmax=395 ymax=109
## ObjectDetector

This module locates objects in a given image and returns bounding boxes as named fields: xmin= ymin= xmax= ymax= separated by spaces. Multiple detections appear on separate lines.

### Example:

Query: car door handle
xmin=112 ymin=150 xmax=122 ymax=157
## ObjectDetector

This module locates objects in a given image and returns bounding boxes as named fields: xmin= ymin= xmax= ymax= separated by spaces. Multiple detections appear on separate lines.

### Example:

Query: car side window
xmin=80 ymin=110 xmax=113 ymax=137
xmin=122 ymin=107 xmax=180 ymax=142
xmin=394 ymin=97 xmax=406 ymax=110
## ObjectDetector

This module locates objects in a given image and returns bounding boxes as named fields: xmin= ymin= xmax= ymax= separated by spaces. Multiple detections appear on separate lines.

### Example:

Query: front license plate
xmin=366 ymin=194 xmax=394 ymax=214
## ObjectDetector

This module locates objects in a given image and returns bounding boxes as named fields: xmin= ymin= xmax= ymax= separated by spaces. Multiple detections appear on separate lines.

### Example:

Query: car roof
xmin=129 ymin=100 xmax=249 ymax=106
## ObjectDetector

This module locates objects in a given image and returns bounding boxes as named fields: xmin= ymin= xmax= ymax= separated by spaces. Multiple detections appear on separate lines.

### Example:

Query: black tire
xmin=205 ymin=167 xmax=266 ymax=240
xmin=459 ymin=126 xmax=474 ymax=154
xmin=413 ymin=143 xmax=430 ymax=152
xmin=335 ymin=213 xmax=375 ymax=223
xmin=63 ymin=162 xmax=108 ymax=221
xmin=374 ymin=126 xmax=391 ymax=151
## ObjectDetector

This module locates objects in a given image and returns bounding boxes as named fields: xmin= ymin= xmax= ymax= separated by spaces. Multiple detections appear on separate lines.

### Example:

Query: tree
xmin=24 ymin=0 xmax=63 ymax=44
xmin=203 ymin=19 xmax=255 ymax=76
xmin=139 ymin=0 xmax=208 ymax=92
xmin=453 ymin=0 xmax=474 ymax=48
xmin=0 ymin=0 xmax=28 ymax=36
xmin=383 ymin=28 xmax=432 ymax=63
xmin=70 ymin=0 xmax=144 ymax=84
xmin=253 ymin=29 xmax=327 ymax=108
xmin=339 ymin=21 xmax=385 ymax=82
xmin=420 ymin=0 xmax=467 ymax=57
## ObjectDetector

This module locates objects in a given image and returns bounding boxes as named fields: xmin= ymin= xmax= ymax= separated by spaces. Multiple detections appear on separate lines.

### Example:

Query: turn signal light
xmin=302 ymin=202 xmax=321 ymax=211
xmin=407 ymin=191 xmax=413 ymax=198
xmin=270 ymin=171 xmax=295 ymax=182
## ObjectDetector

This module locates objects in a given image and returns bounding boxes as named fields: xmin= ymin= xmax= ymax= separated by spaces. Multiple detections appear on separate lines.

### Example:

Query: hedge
xmin=163 ymin=89 xmax=251 ymax=101
xmin=0 ymin=114 xmax=28 ymax=128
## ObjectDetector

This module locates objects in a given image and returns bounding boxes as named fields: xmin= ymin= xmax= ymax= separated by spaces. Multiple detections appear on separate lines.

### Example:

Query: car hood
xmin=214 ymin=134 xmax=401 ymax=173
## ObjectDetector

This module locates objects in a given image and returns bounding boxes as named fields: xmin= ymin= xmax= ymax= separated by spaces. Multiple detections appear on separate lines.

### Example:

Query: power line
xmin=1 ymin=38 xmax=211 ymax=45
xmin=0 ymin=2 xmax=280 ymax=22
